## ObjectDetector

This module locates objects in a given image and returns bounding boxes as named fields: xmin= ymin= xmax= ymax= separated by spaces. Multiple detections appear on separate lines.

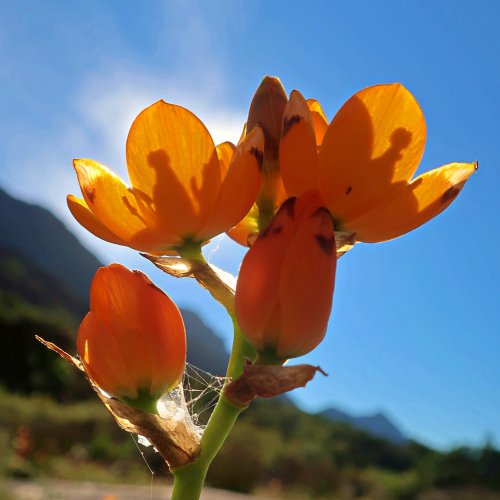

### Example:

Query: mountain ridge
xmin=320 ymin=406 xmax=408 ymax=445
xmin=0 ymin=187 xmax=102 ymax=304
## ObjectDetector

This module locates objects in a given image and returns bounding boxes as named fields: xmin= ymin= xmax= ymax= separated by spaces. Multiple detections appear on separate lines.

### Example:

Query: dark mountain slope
xmin=0 ymin=188 xmax=102 ymax=304
xmin=320 ymin=407 xmax=408 ymax=445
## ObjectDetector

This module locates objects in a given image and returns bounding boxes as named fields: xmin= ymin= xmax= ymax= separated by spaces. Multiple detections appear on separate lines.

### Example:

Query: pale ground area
xmin=2 ymin=480 xmax=269 ymax=500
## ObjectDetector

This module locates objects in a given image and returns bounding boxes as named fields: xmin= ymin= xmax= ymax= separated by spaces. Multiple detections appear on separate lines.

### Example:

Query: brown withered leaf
xmin=142 ymin=254 xmax=236 ymax=314
xmin=335 ymin=231 xmax=356 ymax=258
xmin=224 ymin=362 xmax=327 ymax=407
xmin=36 ymin=335 xmax=84 ymax=371
xmin=36 ymin=336 xmax=200 ymax=468
xmin=99 ymin=397 xmax=200 ymax=468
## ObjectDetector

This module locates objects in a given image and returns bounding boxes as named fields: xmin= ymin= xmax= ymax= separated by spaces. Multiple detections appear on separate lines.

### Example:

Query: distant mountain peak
xmin=320 ymin=406 xmax=408 ymax=445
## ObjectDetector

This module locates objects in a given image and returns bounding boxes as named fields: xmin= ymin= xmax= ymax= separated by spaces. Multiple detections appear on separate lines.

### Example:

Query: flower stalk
xmin=170 ymin=265 xmax=250 ymax=499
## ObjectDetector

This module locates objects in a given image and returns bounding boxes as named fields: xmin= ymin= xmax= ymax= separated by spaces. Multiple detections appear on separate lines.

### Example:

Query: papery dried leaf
xmin=36 ymin=336 xmax=200 ymax=468
xmin=335 ymin=230 xmax=356 ymax=258
xmin=224 ymin=362 xmax=327 ymax=407
xmin=142 ymin=254 xmax=236 ymax=313
xmin=99 ymin=396 xmax=200 ymax=468
xmin=36 ymin=335 xmax=84 ymax=371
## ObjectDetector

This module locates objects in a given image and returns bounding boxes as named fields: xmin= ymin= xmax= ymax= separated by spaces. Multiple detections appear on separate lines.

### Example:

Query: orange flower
xmin=231 ymin=79 xmax=475 ymax=248
xmin=235 ymin=192 xmax=337 ymax=362
xmin=77 ymin=264 xmax=186 ymax=412
xmin=280 ymin=84 xmax=477 ymax=243
xmin=68 ymin=100 xmax=264 ymax=255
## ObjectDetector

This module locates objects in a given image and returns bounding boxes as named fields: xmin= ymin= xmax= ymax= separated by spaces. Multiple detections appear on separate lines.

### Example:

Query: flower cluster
xmin=69 ymin=76 xmax=474 ymax=413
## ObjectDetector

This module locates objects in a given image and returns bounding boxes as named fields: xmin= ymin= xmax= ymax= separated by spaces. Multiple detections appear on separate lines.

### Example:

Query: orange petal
xmin=73 ymin=159 xmax=179 ymax=252
xmin=126 ymin=100 xmax=221 ymax=238
xmin=235 ymin=198 xmax=297 ymax=351
xmin=227 ymin=204 xmax=260 ymax=247
xmin=319 ymin=84 xmax=426 ymax=225
xmin=89 ymin=264 xmax=186 ymax=396
xmin=216 ymin=142 xmax=236 ymax=178
xmin=67 ymin=195 xmax=125 ymax=246
xmin=278 ymin=194 xmax=336 ymax=358
xmin=348 ymin=162 xmax=476 ymax=242
xmin=198 ymin=127 xmax=264 ymax=240
xmin=78 ymin=311 xmax=137 ymax=398
xmin=238 ymin=122 xmax=247 ymax=145
xmin=280 ymin=90 xmax=319 ymax=197
xmin=306 ymin=98 xmax=329 ymax=145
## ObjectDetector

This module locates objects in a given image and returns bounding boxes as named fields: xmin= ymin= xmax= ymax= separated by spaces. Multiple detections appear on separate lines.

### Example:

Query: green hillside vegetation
xmin=0 ymin=247 xmax=91 ymax=399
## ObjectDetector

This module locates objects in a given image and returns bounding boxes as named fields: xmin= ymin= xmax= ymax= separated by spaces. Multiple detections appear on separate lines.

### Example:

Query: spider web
xmin=181 ymin=363 xmax=229 ymax=428
xmin=137 ymin=362 xmax=229 ymax=449
xmin=132 ymin=363 xmax=229 ymax=484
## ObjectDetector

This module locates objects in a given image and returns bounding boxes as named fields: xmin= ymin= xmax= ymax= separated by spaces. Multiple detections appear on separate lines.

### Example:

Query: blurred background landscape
xmin=1 ymin=183 xmax=499 ymax=498
xmin=1 ymin=1 xmax=500 ymax=498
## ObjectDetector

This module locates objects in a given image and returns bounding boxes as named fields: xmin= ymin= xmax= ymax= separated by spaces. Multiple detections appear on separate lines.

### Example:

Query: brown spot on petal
xmin=441 ymin=185 xmax=461 ymax=204
xmin=282 ymin=114 xmax=301 ymax=137
xmin=311 ymin=206 xmax=334 ymax=224
xmin=279 ymin=197 xmax=297 ymax=219
xmin=257 ymin=225 xmax=271 ymax=240
xmin=86 ymin=186 xmax=96 ymax=203
xmin=346 ymin=186 xmax=352 ymax=195
xmin=250 ymin=147 xmax=264 ymax=170
xmin=316 ymin=234 xmax=335 ymax=255
xmin=272 ymin=226 xmax=283 ymax=235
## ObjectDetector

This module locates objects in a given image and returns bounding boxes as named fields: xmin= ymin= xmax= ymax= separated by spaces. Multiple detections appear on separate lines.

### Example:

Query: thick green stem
xmin=171 ymin=397 xmax=242 ymax=499
xmin=171 ymin=246 xmax=252 ymax=499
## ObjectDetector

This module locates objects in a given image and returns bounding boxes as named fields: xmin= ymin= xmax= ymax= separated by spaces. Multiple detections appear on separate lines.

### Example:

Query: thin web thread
xmin=133 ymin=363 xmax=229 ymax=469
xmin=182 ymin=363 xmax=229 ymax=429
xmin=205 ymin=234 xmax=225 ymax=261
xmin=130 ymin=433 xmax=155 ymax=500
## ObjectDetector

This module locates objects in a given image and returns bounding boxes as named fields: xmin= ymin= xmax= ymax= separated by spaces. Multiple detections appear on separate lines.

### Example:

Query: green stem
xmin=171 ymin=246 xmax=253 ymax=499
xmin=226 ymin=314 xmax=255 ymax=378
xmin=176 ymin=239 xmax=205 ymax=261
xmin=171 ymin=397 xmax=242 ymax=499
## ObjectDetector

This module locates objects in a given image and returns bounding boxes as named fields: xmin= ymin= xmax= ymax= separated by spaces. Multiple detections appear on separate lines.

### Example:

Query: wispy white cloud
xmin=2 ymin=0 xmax=247 ymax=264
xmin=75 ymin=67 xmax=245 ymax=178
xmin=66 ymin=66 xmax=246 ymax=262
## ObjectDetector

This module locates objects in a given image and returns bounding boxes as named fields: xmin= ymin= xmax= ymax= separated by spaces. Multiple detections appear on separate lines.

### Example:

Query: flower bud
xmin=247 ymin=76 xmax=288 ymax=228
xmin=235 ymin=192 xmax=336 ymax=363
xmin=77 ymin=264 xmax=186 ymax=413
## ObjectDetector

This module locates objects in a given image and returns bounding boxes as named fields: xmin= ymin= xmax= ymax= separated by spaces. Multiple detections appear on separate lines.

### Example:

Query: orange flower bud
xmin=77 ymin=264 xmax=186 ymax=412
xmin=235 ymin=192 xmax=336 ymax=363
xmin=228 ymin=77 xmax=288 ymax=245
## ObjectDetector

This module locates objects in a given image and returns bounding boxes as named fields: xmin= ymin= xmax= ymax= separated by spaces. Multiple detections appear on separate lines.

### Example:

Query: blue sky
xmin=1 ymin=0 xmax=499 ymax=450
